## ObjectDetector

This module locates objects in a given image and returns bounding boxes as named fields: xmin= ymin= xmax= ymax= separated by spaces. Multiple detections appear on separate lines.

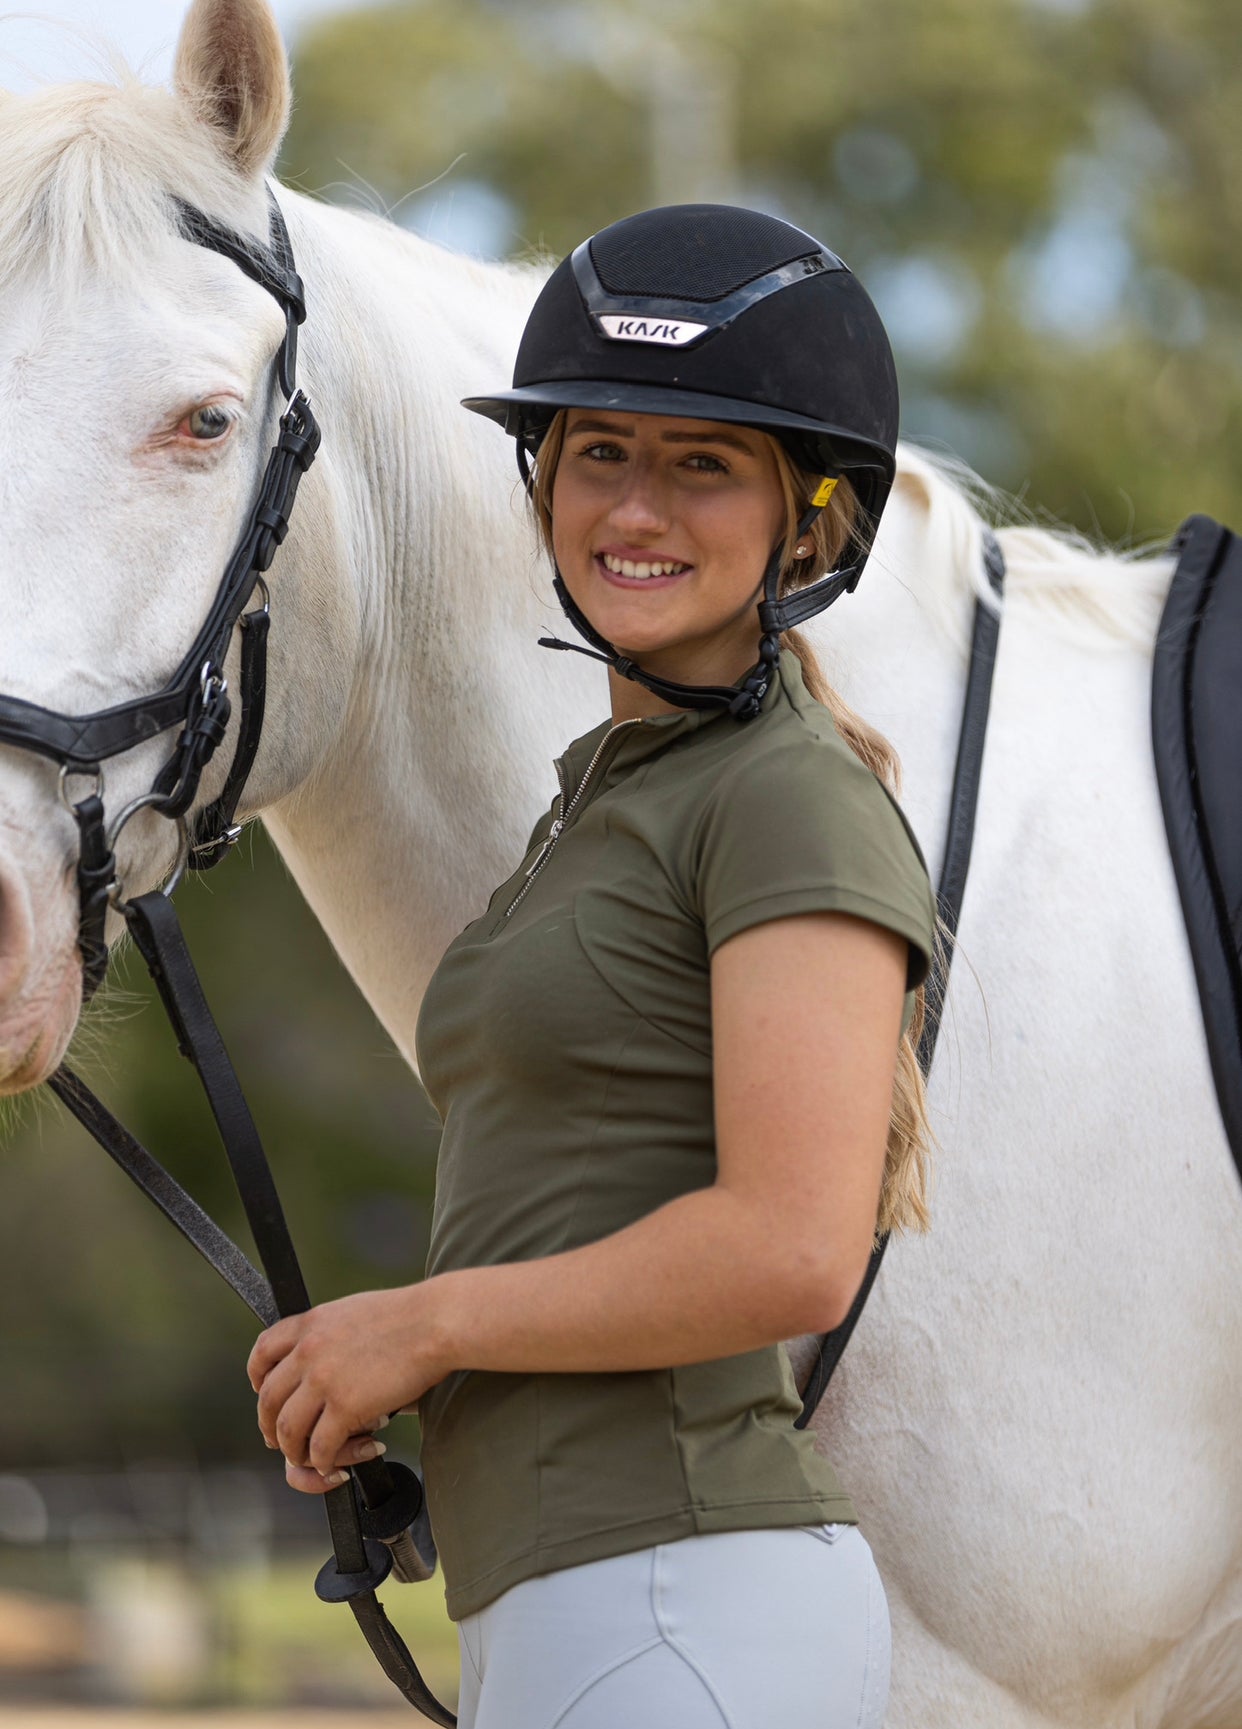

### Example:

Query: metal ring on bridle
xmin=105 ymin=795 xmax=191 ymax=909
xmin=57 ymin=763 xmax=105 ymax=813
xmin=252 ymin=576 xmax=271 ymax=616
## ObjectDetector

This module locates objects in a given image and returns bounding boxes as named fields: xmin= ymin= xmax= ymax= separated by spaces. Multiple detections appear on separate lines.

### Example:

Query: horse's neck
xmin=258 ymin=197 xmax=606 ymax=1064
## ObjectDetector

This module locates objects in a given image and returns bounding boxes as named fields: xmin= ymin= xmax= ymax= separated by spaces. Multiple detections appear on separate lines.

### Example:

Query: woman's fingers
xmin=307 ymin=1402 xmax=359 ymax=1478
xmin=274 ymin=1381 xmax=327 ymax=1469
xmin=255 ymin=1351 xmax=305 ymax=1451
xmin=285 ymin=1459 xmax=348 ymax=1495
xmin=341 ymin=1433 xmax=389 ymax=1465
xmin=280 ymin=1434 xmax=388 ymax=1497
xmin=247 ymin=1316 xmax=302 ymax=1392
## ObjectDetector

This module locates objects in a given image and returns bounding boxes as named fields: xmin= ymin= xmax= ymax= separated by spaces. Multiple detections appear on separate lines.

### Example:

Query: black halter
xmin=0 ymin=192 xmax=318 ymax=995
xmin=1 ymin=190 xmax=456 ymax=1725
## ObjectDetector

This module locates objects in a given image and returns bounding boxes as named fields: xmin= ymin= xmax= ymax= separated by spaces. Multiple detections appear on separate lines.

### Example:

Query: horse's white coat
xmin=0 ymin=8 xmax=1238 ymax=1724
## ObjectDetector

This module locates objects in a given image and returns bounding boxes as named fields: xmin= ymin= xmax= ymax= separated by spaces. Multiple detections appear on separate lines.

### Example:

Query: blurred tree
xmin=282 ymin=0 xmax=1242 ymax=543
xmin=0 ymin=831 xmax=440 ymax=1468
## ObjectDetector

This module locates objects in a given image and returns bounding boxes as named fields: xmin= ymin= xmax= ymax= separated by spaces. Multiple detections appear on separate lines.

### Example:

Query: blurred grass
xmin=0 ymin=1557 xmax=458 ymax=1714
xmin=210 ymin=1557 xmax=458 ymax=1709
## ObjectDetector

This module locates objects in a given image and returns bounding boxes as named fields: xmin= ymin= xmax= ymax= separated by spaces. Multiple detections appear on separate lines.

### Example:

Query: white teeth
xmin=601 ymin=553 xmax=688 ymax=579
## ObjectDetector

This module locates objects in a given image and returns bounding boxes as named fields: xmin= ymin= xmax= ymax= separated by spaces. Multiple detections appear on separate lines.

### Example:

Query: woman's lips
xmin=594 ymin=553 xmax=693 ymax=590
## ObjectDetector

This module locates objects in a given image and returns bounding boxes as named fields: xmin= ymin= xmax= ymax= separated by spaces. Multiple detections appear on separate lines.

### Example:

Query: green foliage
xmin=0 ymin=831 xmax=439 ymax=1469
xmin=283 ymin=0 xmax=1242 ymax=544
xmin=282 ymin=0 xmax=645 ymax=252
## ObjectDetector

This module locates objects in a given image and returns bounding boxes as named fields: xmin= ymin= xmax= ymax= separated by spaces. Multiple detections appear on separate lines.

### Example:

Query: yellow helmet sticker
xmin=811 ymin=476 xmax=839 ymax=508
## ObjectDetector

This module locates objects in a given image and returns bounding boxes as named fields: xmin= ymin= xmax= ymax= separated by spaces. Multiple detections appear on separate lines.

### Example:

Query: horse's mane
xmin=0 ymin=55 xmax=1175 ymax=653
xmin=892 ymin=443 xmax=1173 ymax=654
xmin=0 ymin=63 xmax=263 ymax=300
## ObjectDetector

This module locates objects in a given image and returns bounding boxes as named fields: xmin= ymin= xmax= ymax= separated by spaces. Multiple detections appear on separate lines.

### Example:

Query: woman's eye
xmin=685 ymin=453 xmax=727 ymax=473
xmin=579 ymin=441 xmax=624 ymax=461
xmin=184 ymin=404 xmax=233 ymax=441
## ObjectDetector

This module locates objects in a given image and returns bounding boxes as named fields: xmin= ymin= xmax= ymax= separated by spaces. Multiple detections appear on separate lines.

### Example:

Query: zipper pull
xmin=525 ymin=818 xmax=564 ymax=876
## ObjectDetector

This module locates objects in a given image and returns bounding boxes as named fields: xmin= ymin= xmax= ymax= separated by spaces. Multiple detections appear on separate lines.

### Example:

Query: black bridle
xmin=0 ymin=193 xmax=318 ymax=994
xmin=0 ymin=190 xmax=457 ymax=1726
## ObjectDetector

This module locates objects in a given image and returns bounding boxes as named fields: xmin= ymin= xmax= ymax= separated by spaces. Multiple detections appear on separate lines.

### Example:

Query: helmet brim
xmin=461 ymin=381 xmax=895 ymax=482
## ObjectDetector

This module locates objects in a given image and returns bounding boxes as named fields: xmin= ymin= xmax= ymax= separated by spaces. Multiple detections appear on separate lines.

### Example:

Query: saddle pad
xmin=1152 ymin=514 xmax=1242 ymax=1193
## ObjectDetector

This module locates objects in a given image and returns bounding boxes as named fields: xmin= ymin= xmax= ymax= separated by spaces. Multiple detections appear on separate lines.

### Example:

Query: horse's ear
xmin=174 ymin=0 xmax=291 ymax=180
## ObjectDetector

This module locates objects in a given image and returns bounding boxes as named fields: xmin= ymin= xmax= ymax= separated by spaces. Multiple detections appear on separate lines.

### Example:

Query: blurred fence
xmin=0 ymin=1464 xmax=456 ymax=1711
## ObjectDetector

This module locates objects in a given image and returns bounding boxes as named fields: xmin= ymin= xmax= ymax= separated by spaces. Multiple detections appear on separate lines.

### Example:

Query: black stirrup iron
xmin=3 ymin=188 xmax=454 ymax=1726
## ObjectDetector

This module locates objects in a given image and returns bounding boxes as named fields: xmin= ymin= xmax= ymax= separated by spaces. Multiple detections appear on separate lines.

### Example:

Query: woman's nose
xmin=608 ymin=471 xmax=670 ymax=535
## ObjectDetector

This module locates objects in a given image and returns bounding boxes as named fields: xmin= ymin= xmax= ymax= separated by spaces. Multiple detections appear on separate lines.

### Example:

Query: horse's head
xmin=0 ymin=0 xmax=326 ymax=1093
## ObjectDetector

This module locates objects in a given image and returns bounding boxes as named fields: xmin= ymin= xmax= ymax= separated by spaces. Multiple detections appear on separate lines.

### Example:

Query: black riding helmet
xmin=463 ymin=203 xmax=899 ymax=720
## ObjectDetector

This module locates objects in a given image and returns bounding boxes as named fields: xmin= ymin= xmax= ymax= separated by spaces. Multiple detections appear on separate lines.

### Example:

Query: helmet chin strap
xmin=519 ymin=441 xmax=856 ymax=721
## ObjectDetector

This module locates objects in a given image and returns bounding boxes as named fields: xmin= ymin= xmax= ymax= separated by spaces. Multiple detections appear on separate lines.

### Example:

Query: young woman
xmin=249 ymin=204 xmax=937 ymax=1728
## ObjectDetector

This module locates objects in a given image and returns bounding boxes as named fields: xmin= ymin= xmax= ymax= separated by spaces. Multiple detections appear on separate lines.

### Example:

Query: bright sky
xmin=0 ymin=0 xmax=367 ymax=88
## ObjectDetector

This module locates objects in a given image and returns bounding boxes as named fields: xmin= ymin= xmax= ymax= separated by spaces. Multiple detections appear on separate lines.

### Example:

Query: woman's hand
xmin=247 ymin=1283 xmax=450 ymax=1486
xmin=280 ymin=1432 xmax=389 ymax=1496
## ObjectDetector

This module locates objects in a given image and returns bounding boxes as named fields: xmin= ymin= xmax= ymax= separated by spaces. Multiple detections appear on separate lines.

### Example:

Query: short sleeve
xmin=696 ymin=734 xmax=936 ymax=991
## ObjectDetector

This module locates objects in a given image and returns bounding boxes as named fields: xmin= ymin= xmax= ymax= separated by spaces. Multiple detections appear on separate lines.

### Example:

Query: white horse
xmin=0 ymin=3 xmax=1238 ymax=1724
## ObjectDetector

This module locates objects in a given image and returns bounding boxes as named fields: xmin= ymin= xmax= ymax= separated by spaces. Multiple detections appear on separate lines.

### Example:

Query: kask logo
xmin=597 ymin=314 xmax=709 ymax=347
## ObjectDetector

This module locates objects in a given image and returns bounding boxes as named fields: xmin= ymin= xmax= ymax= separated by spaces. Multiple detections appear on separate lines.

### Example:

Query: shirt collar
xmin=555 ymin=649 xmax=806 ymax=788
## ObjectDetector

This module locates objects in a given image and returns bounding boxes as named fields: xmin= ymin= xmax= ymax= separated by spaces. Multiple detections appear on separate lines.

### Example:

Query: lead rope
xmin=49 ymin=890 xmax=455 ymax=1725
xmin=795 ymin=531 xmax=1005 ymax=1426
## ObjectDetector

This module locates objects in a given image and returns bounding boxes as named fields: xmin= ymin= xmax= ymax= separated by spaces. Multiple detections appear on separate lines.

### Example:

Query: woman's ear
xmin=174 ymin=0 xmax=291 ymax=181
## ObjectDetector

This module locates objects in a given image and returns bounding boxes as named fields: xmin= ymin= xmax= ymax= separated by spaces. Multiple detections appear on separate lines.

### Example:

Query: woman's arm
xmin=250 ymin=910 xmax=908 ymax=1482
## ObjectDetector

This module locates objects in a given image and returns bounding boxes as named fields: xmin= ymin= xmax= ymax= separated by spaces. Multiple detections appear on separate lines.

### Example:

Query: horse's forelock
xmin=0 ymin=71 xmax=266 ymax=305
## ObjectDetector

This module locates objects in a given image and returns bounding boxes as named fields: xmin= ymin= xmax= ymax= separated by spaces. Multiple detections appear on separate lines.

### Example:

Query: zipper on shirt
xmin=504 ymin=719 xmax=641 ymax=918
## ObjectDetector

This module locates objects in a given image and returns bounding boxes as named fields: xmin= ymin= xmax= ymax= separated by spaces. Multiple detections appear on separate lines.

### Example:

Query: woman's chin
xmin=567 ymin=586 xmax=759 ymax=686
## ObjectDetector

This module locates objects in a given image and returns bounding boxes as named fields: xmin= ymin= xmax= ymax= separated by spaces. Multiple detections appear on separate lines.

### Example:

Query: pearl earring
xmin=795 ymin=543 xmax=809 ymax=556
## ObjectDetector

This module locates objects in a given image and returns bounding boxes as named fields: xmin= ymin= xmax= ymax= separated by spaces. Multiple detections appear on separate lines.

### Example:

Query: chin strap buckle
xmin=726 ymin=632 xmax=781 ymax=722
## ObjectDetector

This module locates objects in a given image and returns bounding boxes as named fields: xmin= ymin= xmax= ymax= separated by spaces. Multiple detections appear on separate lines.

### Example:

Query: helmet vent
xmin=589 ymin=205 xmax=817 ymax=304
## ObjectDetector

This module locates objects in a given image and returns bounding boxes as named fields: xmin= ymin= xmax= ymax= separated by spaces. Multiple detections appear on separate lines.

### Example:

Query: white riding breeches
xmin=454 ymin=1523 xmax=890 ymax=1728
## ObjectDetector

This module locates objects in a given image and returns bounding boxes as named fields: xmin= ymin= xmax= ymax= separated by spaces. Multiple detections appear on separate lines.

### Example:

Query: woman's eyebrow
xmin=658 ymin=430 xmax=756 ymax=454
xmin=567 ymin=418 xmax=635 ymax=437
xmin=568 ymin=419 xmax=756 ymax=455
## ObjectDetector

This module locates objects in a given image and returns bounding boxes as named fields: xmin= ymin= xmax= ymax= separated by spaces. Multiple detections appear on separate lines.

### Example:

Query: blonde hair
xmin=529 ymin=411 xmax=935 ymax=1236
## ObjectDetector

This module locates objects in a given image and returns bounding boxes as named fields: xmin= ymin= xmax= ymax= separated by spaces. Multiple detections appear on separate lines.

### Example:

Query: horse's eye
xmin=187 ymin=404 xmax=232 ymax=440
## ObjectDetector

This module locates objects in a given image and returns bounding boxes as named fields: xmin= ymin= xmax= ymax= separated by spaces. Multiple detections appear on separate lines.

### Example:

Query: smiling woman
xmin=251 ymin=203 xmax=937 ymax=1729
xmin=549 ymin=412 xmax=788 ymax=697
xmin=534 ymin=407 xmax=865 ymax=714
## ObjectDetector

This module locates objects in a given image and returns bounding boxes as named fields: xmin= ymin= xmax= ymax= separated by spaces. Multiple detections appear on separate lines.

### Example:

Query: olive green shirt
xmin=414 ymin=652 xmax=935 ymax=1619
